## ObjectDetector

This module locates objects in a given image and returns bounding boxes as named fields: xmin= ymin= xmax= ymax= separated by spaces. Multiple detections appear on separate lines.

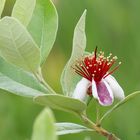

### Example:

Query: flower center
xmin=72 ymin=47 xmax=121 ymax=82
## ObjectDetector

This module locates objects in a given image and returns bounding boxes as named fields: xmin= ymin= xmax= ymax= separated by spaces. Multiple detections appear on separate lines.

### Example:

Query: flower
xmin=72 ymin=47 xmax=125 ymax=106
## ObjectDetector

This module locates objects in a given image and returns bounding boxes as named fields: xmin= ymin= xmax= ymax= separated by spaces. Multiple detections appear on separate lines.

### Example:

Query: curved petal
xmin=72 ymin=78 xmax=91 ymax=101
xmin=104 ymin=75 xmax=125 ymax=100
xmin=92 ymin=79 xmax=114 ymax=106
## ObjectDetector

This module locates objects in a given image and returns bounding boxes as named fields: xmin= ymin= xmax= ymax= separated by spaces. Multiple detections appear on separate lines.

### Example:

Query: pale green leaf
xmin=0 ymin=17 xmax=40 ymax=73
xmin=12 ymin=0 xmax=36 ymax=26
xmin=61 ymin=10 xmax=87 ymax=96
xmin=0 ymin=72 xmax=44 ymax=98
xmin=34 ymin=94 xmax=87 ymax=114
xmin=84 ymin=137 xmax=92 ymax=140
xmin=0 ymin=0 xmax=6 ymax=18
xmin=28 ymin=0 xmax=58 ymax=64
xmin=32 ymin=108 xmax=57 ymax=140
xmin=56 ymin=122 xmax=93 ymax=135
xmin=100 ymin=91 xmax=140 ymax=122
xmin=0 ymin=57 xmax=47 ymax=93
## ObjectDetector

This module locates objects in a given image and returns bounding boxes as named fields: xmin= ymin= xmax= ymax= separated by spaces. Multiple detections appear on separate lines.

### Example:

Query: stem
xmin=99 ymin=111 xmax=109 ymax=124
xmin=95 ymin=102 xmax=100 ymax=126
xmin=80 ymin=114 xmax=120 ymax=140
xmin=87 ymin=96 xmax=93 ymax=106
xmin=99 ymin=101 xmax=121 ymax=124
xmin=34 ymin=67 xmax=56 ymax=94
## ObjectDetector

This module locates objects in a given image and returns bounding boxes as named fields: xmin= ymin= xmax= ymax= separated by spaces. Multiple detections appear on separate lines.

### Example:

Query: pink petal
xmin=92 ymin=79 xmax=114 ymax=106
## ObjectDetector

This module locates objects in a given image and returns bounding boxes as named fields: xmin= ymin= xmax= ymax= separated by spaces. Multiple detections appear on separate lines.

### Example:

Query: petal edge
xmin=105 ymin=75 xmax=125 ymax=100
xmin=92 ymin=79 xmax=114 ymax=106
xmin=72 ymin=78 xmax=91 ymax=101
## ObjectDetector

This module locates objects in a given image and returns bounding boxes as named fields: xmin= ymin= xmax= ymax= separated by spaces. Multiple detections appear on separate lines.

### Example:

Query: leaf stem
xmin=34 ymin=67 xmax=56 ymax=94
xmin=95 ymin=102 xmax=100 ymax=126
xmin=80 ymin=114 xmax=120 ymax=140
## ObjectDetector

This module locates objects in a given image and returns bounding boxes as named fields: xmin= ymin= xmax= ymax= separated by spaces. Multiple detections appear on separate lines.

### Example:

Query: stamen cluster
xmin=73 ymin=47 xmax=121 ymax=82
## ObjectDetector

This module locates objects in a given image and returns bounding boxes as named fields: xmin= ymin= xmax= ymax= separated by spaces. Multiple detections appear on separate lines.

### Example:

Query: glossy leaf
xmin=100 ymin=91 xmax=140 ymax=122
xmin=34 ymin=94 xmax=87 ymax=114
xmin=12 ymin=0 xmax=36 ymax=26
xmin=32 ymin=108 xmax=57 ymax=140
xmin=0 ymin=72 xmax=44 ymax=98
xmin=61 ymin=10 xmax=87 ymax=96
xmin=0 ymin=17 xmax=40 ymax=73
xmin=55 ymin=122 xmax=93 ymax=135
xmin=0 ymin=0 xmax=6 ymax=18
xmin=28 ymin=0 xmax=58 ymax=64
xmin=0 ymin=57 xmax=47 ymax=93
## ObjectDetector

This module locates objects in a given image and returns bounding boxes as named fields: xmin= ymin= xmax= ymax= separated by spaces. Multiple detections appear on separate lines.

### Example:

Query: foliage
xmin=32 ymin=108 xmax=57 ymax=140
xmin=0 ymin=0 xmax=140 ymax=140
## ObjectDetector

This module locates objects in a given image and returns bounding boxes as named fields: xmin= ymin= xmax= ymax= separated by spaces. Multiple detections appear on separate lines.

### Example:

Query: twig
xmin=34 ymin=67 xmax=56 ymax=94
xmin=80 ymin=114 xmax=120 ymax=140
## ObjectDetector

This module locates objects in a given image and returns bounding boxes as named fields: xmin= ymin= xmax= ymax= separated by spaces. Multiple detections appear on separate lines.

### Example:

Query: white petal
xmin=72 ymin=78 xmax=91 ymax=101
xmin=104 ymin=75 xmax=125 ymax=100
xmin=92 ymin=79 xmax=114 ymax=106
xmin=92 ymin=80 xmax=98 ymax=99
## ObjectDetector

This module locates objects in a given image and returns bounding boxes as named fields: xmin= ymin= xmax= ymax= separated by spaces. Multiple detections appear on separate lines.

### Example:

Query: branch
xmin=80 ymin=114 xmax=120 ymax=140
xmin=34 ymin=67 xmax=56 ymax=94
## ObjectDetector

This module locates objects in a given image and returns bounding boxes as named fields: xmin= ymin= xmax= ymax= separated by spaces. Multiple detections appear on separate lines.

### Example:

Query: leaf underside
xmin=32 ymin=108 xmax=57 ymax=140
xmin=55 ymin=122 xmax=93 ymax=135
xmin=0 ymin=57 xmax=47 ymax=93
xmin=12 ymin=0 xmax=36 ymax=26
xmin=34 ymin=94 xmax=87 ymax=114
xmin=60 ymin=10 xmax=87 ymax=96
xmin=0 ymin=72 xmax=44 ymax=98
xmin=0 ymin=17 xmax=40 ymax=73
xmin=0 ymin=0 xmax=6 ymax=18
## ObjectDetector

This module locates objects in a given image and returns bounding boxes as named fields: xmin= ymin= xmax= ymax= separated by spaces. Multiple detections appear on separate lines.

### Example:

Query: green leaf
xmin=55 ymin=122 xmax=93 ymax=135
xmin=32 ymin=108 xmax=57 ymax=140
xmin=60 ymin=10 xmax=87 ymax=96
xmin=34 ymin=94 xmax=87 ymax=114
xmin=0 ymin=0 xmax=6 ymax=18
xmin=84 ymin=137 xmax=92 ymax=140
xmin=0 ymin=57 xmax=47 ymax=93
xmin=0 ymin=72 xmax=44 ymax=98
xmin=12 ymin=0 xmax=36 ymax=26
xmin=100 ymin=91 xmax=140 ymax=122
xmin=28 ymin=0 xmax=58 ymax=64
xmin=0 ymin=17 xmax=40 ymax=73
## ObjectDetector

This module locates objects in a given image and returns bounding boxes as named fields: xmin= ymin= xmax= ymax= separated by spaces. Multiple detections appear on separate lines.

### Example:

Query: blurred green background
xmin=1 ymin=0 xmax=140 ymax=139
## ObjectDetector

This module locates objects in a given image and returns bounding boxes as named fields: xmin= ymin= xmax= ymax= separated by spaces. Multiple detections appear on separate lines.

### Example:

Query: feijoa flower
xmin=72 ymin=47 xmax=124 ymax=106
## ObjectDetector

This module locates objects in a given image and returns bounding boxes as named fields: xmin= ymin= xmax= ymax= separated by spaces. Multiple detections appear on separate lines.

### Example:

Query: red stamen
xmin=72 ymin=47 xmax=121 ymax=82
xmin=104 ymin=62 xmax=121 ymax=78
xmin=94 ymin=46 xmax=98 ymax=59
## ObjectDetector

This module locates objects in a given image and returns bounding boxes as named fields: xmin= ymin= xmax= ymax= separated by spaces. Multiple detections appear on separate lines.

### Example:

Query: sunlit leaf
xmin=28 ymin=0 xmax=58 ymax=64
xmin=56 ymin=122 xmax=93 ymax=135
xmin=60 ymin=10 xmax=87 ymax=96
xmin=0 ymin=17 xmax=40 ymax=73
xmin=32 ymin=108 xmax=57 ymax=140
xmin=12 ymin=0 xmax=36 ymax=26
xmin=100 ymin=91 xmax=140 ymax=122
xmin=0 ymin=72 xmax=44 ymax=98
xmin=34 ymin=94 xmax=87 ymax=114
xmin=0 ymin=0 xmax=6 ymax=18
